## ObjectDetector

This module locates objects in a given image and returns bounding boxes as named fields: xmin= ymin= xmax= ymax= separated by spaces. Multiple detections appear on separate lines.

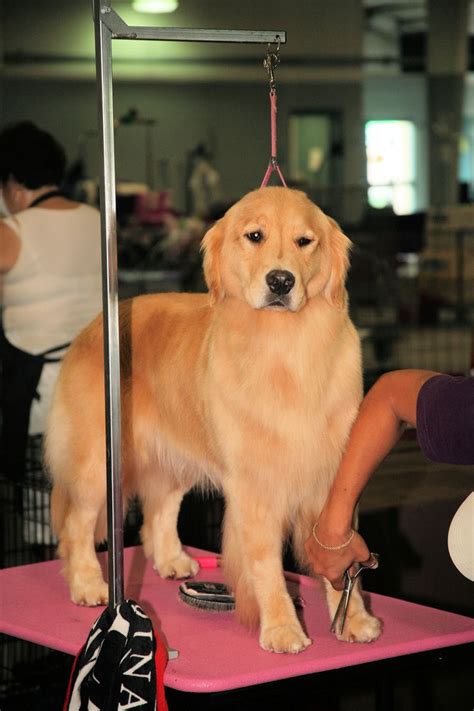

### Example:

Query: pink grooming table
xmin=0 ymin=546 xmax=473 ymax=693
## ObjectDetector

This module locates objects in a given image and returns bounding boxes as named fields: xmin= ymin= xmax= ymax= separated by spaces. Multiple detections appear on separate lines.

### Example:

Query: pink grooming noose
xmin=260 ymin=39 xmax=287 ymax=188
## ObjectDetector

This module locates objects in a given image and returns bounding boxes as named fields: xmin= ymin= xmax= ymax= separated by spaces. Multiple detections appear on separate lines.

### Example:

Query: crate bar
xmin=94 ymin=0 xmax=285 ymax=609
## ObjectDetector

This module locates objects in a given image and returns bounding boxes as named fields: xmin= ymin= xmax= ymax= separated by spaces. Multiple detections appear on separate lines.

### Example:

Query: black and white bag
xmin=64 ymin=600 xmax=168 ymax=710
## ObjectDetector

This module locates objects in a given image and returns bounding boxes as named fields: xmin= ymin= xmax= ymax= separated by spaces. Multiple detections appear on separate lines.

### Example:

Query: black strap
xmin=29 ymin=189 xmax=66 ymax=208
xmin=0 ymin=336 xmax=70 ymax=361
xmin=39 ymin=341 xmax=71 ymax=359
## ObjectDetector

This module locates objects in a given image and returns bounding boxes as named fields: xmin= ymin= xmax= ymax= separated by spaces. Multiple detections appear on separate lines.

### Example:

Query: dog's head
xmin=201 ymin=187 xmax=351 ymax=312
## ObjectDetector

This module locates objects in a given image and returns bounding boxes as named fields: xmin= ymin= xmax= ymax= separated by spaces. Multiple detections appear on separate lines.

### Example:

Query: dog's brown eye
xmin=297 ymin=237 xmax=313 ymax=247
xmin=246 ymin=231 xmax=263 ymax=244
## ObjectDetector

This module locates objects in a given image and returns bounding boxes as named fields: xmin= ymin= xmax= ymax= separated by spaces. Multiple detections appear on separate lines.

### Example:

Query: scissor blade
xmin=330 ymin=573 xmax=353 ymax=635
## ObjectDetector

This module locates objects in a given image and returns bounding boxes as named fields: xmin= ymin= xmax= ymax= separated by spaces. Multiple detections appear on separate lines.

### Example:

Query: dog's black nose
xmin=266 ymin=270 xmax=295 ymax=296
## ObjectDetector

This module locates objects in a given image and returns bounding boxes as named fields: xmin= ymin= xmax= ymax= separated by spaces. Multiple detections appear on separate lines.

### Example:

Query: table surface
xmin=0 ymin=546 xmax=473 ymax=693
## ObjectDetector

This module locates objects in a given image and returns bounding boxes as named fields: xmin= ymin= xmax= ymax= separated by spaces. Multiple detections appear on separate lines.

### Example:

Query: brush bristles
xmin=178 ymin=587 xmax=235 ymax=612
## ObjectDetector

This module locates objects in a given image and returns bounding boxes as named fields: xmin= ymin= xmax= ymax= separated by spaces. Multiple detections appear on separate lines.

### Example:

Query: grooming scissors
xmin=330 ymin=553 xmax=380 ymax=636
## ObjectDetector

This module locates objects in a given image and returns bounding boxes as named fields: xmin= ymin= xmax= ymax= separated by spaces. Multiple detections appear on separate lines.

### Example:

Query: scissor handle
xmin=350 ymin=552 xmax=380 ymax=580
xmin=364 ymin=552 xmax=380 ymax=570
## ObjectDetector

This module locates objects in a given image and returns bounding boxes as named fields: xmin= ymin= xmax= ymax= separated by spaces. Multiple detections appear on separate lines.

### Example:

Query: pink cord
xmin=270 ymin=90 xmax=278 ymax=158
xmin=260 ymin=89 xmax=287 ymax=188
xmin=193 ymin=555 xmax=221 ymax=568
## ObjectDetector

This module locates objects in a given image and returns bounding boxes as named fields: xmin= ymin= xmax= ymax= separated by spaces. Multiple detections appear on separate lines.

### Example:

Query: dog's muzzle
xmin=266 ymin=270 xmax=295 ymax=296
xmin=264 ymin=270 xmax=296 ymax=310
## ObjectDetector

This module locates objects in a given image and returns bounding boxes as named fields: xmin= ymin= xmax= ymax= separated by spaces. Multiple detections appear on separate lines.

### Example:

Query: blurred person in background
xmin=0 ymin=121 xmax=102 ymax=483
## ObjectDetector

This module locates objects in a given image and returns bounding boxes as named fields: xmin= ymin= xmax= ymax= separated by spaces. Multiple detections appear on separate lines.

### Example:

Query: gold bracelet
xmin=312 ymin=521 xmax=355 ymax=551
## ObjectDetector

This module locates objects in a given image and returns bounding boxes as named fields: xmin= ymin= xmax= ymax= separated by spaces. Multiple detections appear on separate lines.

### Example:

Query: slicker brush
xmin=178 ymin=581 xmax=236 ymax=612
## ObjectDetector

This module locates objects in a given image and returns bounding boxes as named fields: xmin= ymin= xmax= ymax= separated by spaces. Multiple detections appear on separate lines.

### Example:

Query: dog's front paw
xmin=70 ymin=576 xmax=109 ymax=607
xmin=336 ymin=611 xmax=382 ymax=644
xmin=260 ymin=624 xmax=312 ymax=654
xmin=154 ymin=551 xmax=199 ymax=580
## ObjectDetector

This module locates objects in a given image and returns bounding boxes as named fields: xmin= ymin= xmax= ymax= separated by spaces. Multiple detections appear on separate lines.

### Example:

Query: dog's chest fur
xmin=128 ymin=294 xmax=360 ymax=488
xmin=199 ymin=300 xmax=360 ymax=480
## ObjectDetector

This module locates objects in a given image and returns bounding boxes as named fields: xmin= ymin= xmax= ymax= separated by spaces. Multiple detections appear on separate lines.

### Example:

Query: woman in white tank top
xmin=0 ymin=121 xmax=102 ymax=482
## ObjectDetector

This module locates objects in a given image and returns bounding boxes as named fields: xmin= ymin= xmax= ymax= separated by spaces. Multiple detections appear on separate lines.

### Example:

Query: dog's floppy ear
xmin=201 ymin=219 xmax=225 ymax=305
xmin=323 ymin=217 xmax=352 ymax=310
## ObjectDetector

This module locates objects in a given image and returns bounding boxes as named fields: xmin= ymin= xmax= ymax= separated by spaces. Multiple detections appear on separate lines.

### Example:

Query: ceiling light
xmin=132 ymin=0 xmax=178 ymax=13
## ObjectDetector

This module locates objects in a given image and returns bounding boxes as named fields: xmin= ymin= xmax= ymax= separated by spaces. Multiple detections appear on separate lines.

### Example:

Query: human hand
xmin=304 ymin=526 xmax=371 ymax=591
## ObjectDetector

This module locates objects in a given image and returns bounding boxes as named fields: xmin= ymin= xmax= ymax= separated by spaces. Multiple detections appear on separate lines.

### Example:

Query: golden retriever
xmin=45 ymin=187 xmax=381 ymax=653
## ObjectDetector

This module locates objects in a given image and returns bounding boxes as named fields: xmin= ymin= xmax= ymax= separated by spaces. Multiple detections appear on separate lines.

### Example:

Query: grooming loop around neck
xmin=260 ymin=40 xmax=287 ymax=189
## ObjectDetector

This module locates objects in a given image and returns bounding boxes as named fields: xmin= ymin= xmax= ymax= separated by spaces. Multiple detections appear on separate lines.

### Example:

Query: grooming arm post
xmin=94 ymin=0 xmax=124 ymax=608
xmin=94 ymin=0 xmax=286 ymax=611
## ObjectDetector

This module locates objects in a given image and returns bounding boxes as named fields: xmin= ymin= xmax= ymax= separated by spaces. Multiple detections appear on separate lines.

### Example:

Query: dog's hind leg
xmin=139 ymin=476 xmax=199 ymax=580
xmin=53 ymin=477 xmax=109 ymax=607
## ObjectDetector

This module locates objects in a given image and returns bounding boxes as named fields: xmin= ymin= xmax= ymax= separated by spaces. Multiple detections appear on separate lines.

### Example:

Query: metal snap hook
xmin=263 ymin=36 xmax=281 ymax=91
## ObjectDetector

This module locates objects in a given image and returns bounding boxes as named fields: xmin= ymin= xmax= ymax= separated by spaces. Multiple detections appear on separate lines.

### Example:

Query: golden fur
xmin=45 ymin=187 xmax=381 ymax=653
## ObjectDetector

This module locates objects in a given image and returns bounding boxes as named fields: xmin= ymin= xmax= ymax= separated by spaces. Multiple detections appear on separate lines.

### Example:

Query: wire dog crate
xmin=0 ymin=434 xmax=224 ymax=706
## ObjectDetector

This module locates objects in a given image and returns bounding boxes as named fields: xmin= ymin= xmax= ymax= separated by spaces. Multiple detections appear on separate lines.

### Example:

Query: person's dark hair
xmin=0 ymin=121 xmax=66 ymax=189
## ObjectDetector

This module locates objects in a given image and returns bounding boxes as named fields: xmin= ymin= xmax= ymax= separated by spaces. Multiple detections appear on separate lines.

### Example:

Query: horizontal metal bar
xmin=101 ymin=7 xmax=285 ymax=44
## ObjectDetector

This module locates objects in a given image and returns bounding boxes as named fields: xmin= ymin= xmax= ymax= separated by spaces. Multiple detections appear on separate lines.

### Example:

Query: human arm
xmin=305 ymin=369 xmax=440 ymax=589
xmin=0 ymin=220 xmax=21 ymax=273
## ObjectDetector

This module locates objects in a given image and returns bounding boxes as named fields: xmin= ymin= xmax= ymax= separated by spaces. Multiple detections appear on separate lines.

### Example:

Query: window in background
xmin=365 ymin=120 xmax=416 ymax=215
xmin=459 ymin=117 xmax=474 ymax=201
xmin=288 ymin=112 xmax=343 ymax=188
xmin=289 ymin=114 xmax=332 ymax=186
